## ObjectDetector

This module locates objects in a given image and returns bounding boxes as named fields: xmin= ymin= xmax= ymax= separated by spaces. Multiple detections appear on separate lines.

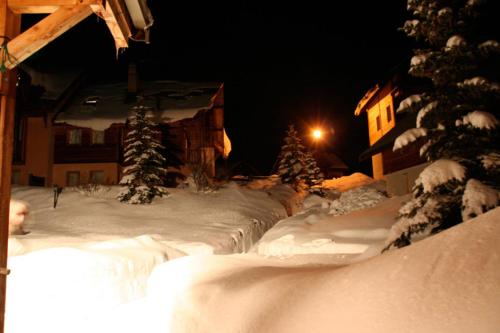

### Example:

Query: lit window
xmin=376 ymin=115 xmax=381 ymax=131
xmin=66 ymin=171 xmax=80 ymax=186
xmin=68 ymin=129 xmax=82 ymax=145
xmin=386 ymin=105 xmax=392 ymax=122
xmin=90 ymin=171 xmax=105 ymax=184
xmin=92 ymin=130 xmax=105 ymax=144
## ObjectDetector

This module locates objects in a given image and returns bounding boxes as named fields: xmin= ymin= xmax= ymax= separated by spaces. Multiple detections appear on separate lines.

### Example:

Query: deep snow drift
xmin=5 ymin=175 xmax=499 ymax=333
xmin=137 ymin=207 xmax=500 ymax=333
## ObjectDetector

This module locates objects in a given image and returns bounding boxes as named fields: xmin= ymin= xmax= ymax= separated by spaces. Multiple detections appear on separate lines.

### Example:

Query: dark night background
xmin=23 ymin=1 xmax=414 ymax=176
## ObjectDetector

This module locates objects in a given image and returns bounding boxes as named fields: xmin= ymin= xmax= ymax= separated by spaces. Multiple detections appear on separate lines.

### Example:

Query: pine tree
xmin=302 ymin=150 xmax=325 ymax=191
xmin=117 ymin=105 xmax=169 ymax=204
xmin=276 ymin=124 xmax=307 ymax=190
xmin=384 ymin=0 xmax=500 ymax=251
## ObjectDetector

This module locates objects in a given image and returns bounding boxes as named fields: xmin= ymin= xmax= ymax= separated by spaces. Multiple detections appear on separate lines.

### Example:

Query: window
xmin=92 ymin=130 xmax=105 ymax=144
xmin=90 ymin=171 xmax=105 ymax=184
xmin=11 ymin=170 xmax=21 ymax=185
xmin=68 ymin=129 xmax=82 ymax=145
xmin=66 ymin=171 xmax=80 ymax=186
xmin=376 ymin=115 xmax=381 ymax=131
xmin=386 ymin=105 xmax=392 ymax=123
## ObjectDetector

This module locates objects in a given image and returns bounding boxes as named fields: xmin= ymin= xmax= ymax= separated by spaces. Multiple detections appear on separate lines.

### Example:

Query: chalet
xmin=354 ymin=71 xmax=428 ymax=195
xmin=12 ymin=66 xmax=230 ymax=187
xmin=312 ymin=151 xmax=349 ymax=179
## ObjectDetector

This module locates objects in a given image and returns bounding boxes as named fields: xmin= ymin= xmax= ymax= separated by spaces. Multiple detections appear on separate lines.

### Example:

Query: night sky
xmin=24 ymin=1 xmax=414 ymax=176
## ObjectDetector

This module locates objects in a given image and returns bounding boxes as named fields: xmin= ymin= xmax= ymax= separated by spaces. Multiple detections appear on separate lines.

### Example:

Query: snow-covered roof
xmin=55 ymin=80 xmax=222 ymax=131
xmin=20 ymin=64 xmax=84 ymax=101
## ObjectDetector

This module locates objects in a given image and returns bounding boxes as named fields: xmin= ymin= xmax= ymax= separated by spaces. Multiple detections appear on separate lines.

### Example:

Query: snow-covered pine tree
xmin=302 ymin=150 xmax=325 ymax=191
xmin=384 ymin=0 xmax=500 ymax=251
xmin=276 ymin=124 xmax=307 ymax=190
xmin=117 ymin=105 xmax=169 ymax=204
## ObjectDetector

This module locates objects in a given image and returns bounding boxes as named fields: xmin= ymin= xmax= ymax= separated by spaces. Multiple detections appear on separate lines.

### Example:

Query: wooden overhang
xmin=3 ymin=0 xmax=153 ymax=69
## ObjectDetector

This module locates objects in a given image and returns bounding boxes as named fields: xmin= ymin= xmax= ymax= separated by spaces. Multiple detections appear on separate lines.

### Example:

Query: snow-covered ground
xmin=6 ymin=174 xmax=500 ymax=332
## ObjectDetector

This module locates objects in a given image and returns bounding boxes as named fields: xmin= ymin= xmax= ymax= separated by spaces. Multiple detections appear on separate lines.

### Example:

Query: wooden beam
xmin=8 ymin=0 xmax=105 ymax=14
xmin=0 ymin=2 xmax=21 ymax=332
xmin=91 ymin=0 xmax=131 ymax=50
xmin=3 ymin=4 xmax=93 ymax=69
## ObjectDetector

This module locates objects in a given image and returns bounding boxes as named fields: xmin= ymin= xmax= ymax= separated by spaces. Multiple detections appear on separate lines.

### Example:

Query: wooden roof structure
xmin=0 ymin=1 xmax=152 ymax=331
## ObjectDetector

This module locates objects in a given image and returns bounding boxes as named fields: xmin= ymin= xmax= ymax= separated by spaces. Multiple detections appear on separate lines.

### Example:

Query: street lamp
xmin=312 ymin=128 xmax=322 ymax=140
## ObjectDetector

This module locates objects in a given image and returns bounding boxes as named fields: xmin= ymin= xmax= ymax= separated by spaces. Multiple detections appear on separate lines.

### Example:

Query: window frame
xmin=67 ymin=128 xmax=82 ymax=145
xmin=66 ymin=171 xmax=80 ymax=186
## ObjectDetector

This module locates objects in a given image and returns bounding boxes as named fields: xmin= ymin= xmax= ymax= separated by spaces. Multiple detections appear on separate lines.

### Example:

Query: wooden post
xmin=0 ymin=2 xmax=20 ymax=332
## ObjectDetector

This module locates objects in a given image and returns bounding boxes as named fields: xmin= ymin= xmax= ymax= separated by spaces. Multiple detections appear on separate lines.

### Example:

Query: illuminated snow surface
xmin=6 ymin=174 xmax=500 ymax=332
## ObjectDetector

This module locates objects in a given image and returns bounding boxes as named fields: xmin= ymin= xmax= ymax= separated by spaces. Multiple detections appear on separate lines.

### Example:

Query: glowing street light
xmin=312 ymin=128 xmax=323 ymax=140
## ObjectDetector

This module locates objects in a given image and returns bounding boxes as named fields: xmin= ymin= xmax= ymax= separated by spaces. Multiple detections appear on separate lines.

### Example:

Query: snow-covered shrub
xmin=189 ymin=162 xmax=212 ymax=192
xmin=117 ymin=105 xmax=168 ymax=204
xmin=75 ymin=184 xmax=110 ymax=197
xmin=329 ymin=186 xmax=388 ymax=216
xmin=384 ymin=0 xmax=500 ymax=251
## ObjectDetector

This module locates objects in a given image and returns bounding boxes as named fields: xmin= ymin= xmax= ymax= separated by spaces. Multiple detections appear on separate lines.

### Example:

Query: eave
xmin=3 ymin=0 xmax=153 ymax=70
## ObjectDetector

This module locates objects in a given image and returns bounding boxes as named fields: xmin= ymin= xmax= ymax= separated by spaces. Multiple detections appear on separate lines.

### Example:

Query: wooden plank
xmin=3 ymin=4 xmax=94 ymax=69
xmin=91 ymin=0 xmax=131 ymax=50
xmin=0 ymin=2 xmax=21 ymax=332
xmin=8 ymin=0 xmax=93 ymax=13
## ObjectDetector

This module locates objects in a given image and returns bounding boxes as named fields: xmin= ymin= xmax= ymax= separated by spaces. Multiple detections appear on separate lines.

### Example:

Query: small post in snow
xmin=53 ymin=184 xmax=62 ymax=209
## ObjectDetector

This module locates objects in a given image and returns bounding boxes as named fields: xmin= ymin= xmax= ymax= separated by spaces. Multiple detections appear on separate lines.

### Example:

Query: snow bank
xmin=252 ymin=194 xmax=407 ymax=258
xmin=6 ymin=235 xmax=177 ymax=333
xmin=9 ymin=183 xmax=291 ymax=255
xmin=139 ymin=207 xmax=500 ymax=333
xmin=6 ymin=182 xmax=297 ymax=332
xmin=322 ymin=172 xmax=386 ymax=193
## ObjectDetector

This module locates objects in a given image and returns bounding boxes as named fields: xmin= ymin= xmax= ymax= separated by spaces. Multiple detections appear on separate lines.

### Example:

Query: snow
xmin=56 ymin=81 xmax=222 ymax=131
xmin=396 ymin=94 xmax=422 ymax=113
xmin=462 ymin=179 xmax=499 ymax=221
xmin=445 ymin=35 xmax=466 ymax=50
xmin=410 ymin=54 xmax=428 ymax=67
xmin=8 ymin=184 xmax=292 ymax=256
xmin=328 ymin=186 xmax=388 ymax=216
xmin=416 ymin=101 xmax=438 ymax=128
xmin=438 ymin=7 xmax=452 ymax=17
xmin=6 ymin=176 xmax=500 ymax=332
xmin=458 ymin=76 xmax=488 ymax=87
xmin=132 ymin=207 xmax=500 ymax=333
xmin=253 ymin=192 xmax=405 ymax=258
xmin=393 ymin=128 xmax=427 ymax=151
xmin=418 ymin=159 xmax=466 ymax=193
xmin=322 ymin=172 xmax=386 ymax=193
xmin=479 ymin=40 xmax=500 ymax=50
xmin=403 ymin=20 xmax=419 ymax=36
xmin=8 ymin=199 xmax=29 ymax=235
xmin=480 ymin=152 xmax=500 ymax=170
xmin=456 ymin=110 xmax=498 ymax=130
